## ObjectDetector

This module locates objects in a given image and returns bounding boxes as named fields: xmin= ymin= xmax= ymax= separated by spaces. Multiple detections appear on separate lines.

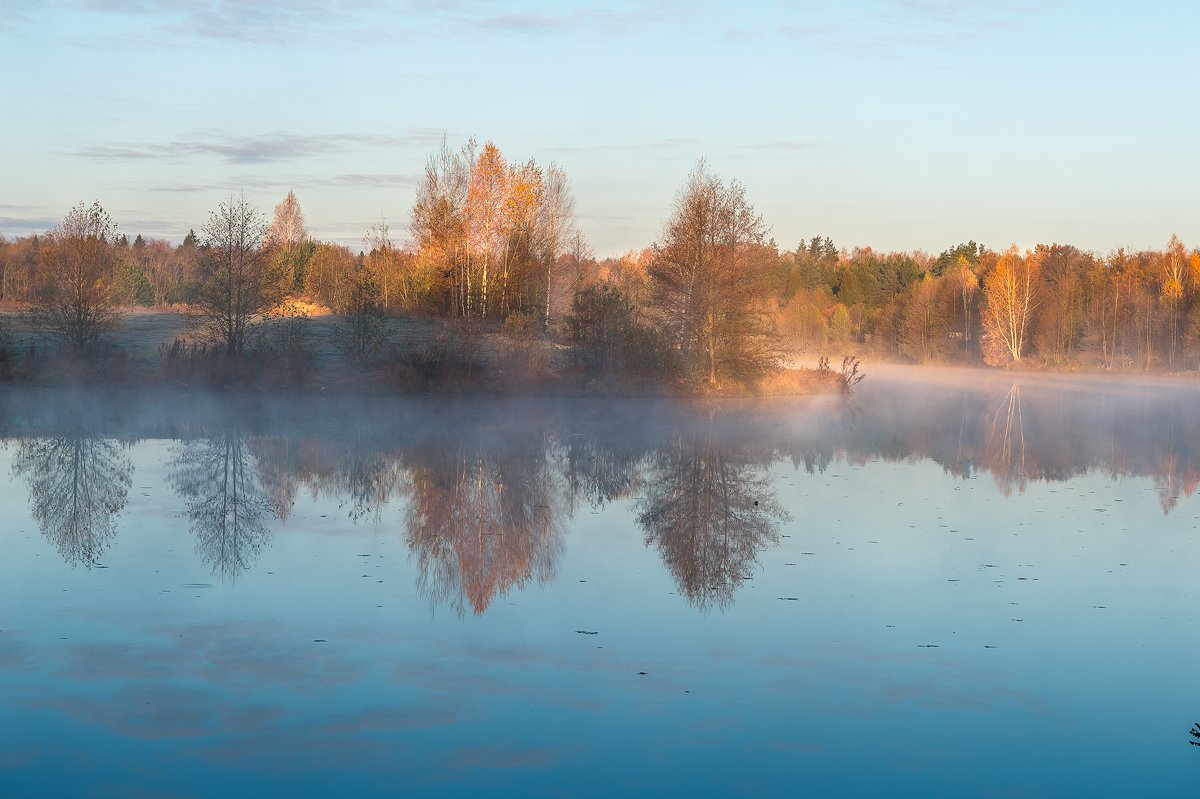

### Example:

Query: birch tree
xmin=981 ymin=246 xmax=1039 ymax=365
xmin=539 ymin=163 xmax=576 ymax=332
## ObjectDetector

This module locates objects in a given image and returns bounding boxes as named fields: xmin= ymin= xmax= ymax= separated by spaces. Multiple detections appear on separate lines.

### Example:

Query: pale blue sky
xmin=2 ymin=1 xmax=1197 ymax=257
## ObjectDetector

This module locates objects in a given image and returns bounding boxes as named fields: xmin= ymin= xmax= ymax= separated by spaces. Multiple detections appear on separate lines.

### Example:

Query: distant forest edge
xmin=1 ymin=139 xmax=1197 ymax=390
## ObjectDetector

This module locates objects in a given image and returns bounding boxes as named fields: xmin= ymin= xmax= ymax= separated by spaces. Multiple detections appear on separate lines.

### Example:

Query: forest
xmin=1 ymin=138 xmax=1199 ymax=391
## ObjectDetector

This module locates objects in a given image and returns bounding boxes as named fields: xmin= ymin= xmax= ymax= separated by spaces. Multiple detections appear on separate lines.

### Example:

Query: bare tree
xmin=30 ymin=201 xmax=120 ymax=355
xmin=193 ymin=194 xmax=283 ymax=357
xmin=539 ymin=162 xmax=576 ymax=332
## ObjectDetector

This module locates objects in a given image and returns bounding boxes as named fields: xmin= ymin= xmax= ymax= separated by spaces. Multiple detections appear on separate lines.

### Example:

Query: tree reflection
xmin=170 ymin=433 xmax=282 ymax=580
xmin=637 ymin=431 xmax=788 ymax=611
xmin=982 ymin=383 xmax=1027 ymax=496
xmin=564 ymin=429 xmax=646 ymax=510
xmin=404 ymin=433 xmax=563 ymax=615
xmin=12 ymin=432 xmax=132 ymax=567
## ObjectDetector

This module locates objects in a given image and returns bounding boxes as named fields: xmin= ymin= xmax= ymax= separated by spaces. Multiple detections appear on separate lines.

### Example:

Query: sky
xmin=2 ymin=0 xmax=1197 ymax=258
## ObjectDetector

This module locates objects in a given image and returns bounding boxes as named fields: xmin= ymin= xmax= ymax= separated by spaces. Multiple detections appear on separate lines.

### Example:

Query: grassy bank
xmin=0 ymin=308 xmax=846 ymax=396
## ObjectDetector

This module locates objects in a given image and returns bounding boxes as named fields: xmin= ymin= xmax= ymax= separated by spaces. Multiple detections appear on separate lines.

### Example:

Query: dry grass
xmin=0 ymin=307 xmax=843 ymax=396
xmin=754 ymin=367 xmax=845 ymax=396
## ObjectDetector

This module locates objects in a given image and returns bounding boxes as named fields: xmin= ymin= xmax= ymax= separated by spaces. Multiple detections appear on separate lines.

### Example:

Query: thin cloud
xmin=738 ymin=140 xmax=825 ymax=152
xmin=0 ymin=0 xmax=41 ymax=30
xmin=148 ymin=173 xmax=420 ymax=195
xmin=546 ymin=138 xmax=695 ymax=154
xmin=737 ymin=1 xmax=1051 ymax=53
xmin=77 ymin=0 xmax=396 ymax=45
xmin=0 ymin=216 xmax=61 ymax=236
xmin=451 ymin=2 xmax=704 ymax=37
xmin=74 ymin=130 xmax=441 ymax=165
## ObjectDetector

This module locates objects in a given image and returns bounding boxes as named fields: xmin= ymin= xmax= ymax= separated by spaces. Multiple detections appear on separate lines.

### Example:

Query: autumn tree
xmin=362 ymin=216 xmax=403 ymax=311
xmin=648 ymin=161 xmax=778 ymax=385
xmin=303 ymin=241 xmax=357 ymax=312
xmin=30 ymin=201 xmax=121 ymax=356
xmin=467 ymin=142 xmax=509 ymax=319
xmin=193 ymin=194 xmax=283 ymax=357
xmin=268 ymin=190 xmax=313 ymax=293
xmin=898 ymin=274 xmax=953 ymax=362
xmin=981 ymin=246 xmax=1039 ymax=365
xmin=411 ymin=136 xmax=473 ymax=316
xmin=1161 ymin=235 xmax=1187 ymax=367
xmin=1030 ymin=244 xmax=1088 ymax=365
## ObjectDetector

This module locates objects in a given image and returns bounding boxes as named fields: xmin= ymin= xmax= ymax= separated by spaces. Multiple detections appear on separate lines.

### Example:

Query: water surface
xmin=2 ymin=368 xmax=1199 ymax=797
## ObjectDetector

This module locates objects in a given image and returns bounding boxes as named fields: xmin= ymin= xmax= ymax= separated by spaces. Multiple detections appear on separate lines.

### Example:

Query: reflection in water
xmin=637 ymin=431 xmax=788 ymax=611
xmin=169 ymin=433 xmax=283 ymax=581
xmin=404 ymin=433 xmax=564 ymax=616
xmin=983 ymin=383 xmax=1027 ymax=495
xmin=11 ymin=432 xmax=133 ymax=567
xmin=7 ymin=371 xmax=1200 ymax=605
xmin=564 ymin=428 xmax=646 ymax=511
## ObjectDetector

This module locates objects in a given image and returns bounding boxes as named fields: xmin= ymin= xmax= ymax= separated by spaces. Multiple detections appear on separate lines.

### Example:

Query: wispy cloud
xmin=738 ymin=140 xmax=825 ymax=152
xmin=0 ymin=0 xmax=42 ymax=30
xmin=72 ymin=0 xmax=401 ymax=45
xmin=729 ymin=0 xmax=1052 ymax=53
xmin=546 ymin=138 xmax=695 ymax=154
xmin=149 ymin=173 xmax=420 ymax=195
xmin=441 ymin=1 xmax=711 ymax=38
xmin=0 ymin=216 xmax=61 ymax=237
xmin=73 ymin=130 xmax=442 ymax=165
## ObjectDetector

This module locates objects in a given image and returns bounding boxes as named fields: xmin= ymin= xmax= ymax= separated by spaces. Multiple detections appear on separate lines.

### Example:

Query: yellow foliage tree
xmin=980 ymin=246 xmax=1039 ymax=366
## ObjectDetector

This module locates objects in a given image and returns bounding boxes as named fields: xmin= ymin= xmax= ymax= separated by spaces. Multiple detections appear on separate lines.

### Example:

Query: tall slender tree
xmin=539 ymin=163 xmax=576 ymax=332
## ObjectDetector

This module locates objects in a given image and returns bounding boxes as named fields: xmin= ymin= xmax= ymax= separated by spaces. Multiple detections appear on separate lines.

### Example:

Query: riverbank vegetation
xmin=2 ymin=137 xmax=1197 ymax=392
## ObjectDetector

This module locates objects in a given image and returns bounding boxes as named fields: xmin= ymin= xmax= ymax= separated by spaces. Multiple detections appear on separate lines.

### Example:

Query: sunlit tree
xmin=648 ymin=161 xmax=778 ymax=384
xmin=30 ymin=201 xmax=120 ymax=355
xmin=981 ymin=246 xmax=1039 ymax=365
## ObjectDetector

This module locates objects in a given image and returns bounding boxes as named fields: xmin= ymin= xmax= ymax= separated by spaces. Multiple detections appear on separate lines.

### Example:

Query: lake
xmin=2 ymin=367 xmax=1199 ymax=797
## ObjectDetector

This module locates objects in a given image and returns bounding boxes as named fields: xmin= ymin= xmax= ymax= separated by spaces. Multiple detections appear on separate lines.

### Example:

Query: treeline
xmin=773 ymin=237 xmax=1200 ymax=371
xmin=2 ymin=140 xmax=1198 ymax=385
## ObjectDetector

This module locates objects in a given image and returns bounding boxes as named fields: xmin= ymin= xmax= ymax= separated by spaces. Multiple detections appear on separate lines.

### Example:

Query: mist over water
xmin=2 ymin=369 xmax=1199 ymax=797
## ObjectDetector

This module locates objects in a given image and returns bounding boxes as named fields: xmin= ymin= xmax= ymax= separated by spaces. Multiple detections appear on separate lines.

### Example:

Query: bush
xmin=387 ymin=324 xmax=489 ymax=391
xmin=333 ymin=270 xmax=389 ymax=367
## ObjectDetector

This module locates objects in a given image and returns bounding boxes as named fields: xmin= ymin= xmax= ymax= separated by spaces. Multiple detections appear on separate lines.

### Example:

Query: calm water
xmin=2 ymin=368 xmax=1199 ymax=797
